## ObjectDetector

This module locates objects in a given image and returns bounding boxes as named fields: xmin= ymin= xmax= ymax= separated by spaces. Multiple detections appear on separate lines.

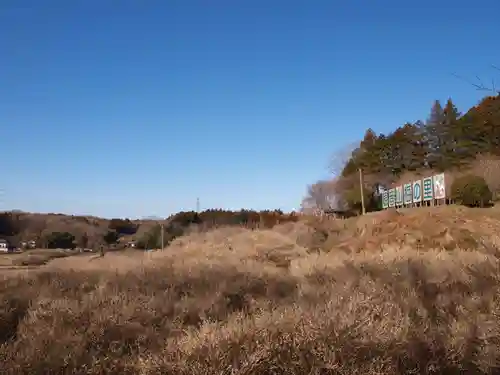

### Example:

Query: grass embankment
xmin=1 ymin=206 xmax=500 ymax=374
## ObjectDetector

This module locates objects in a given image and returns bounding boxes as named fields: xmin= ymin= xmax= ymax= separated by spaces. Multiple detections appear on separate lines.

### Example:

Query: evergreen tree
xmin=461 ymin=96 xmax=500 ymax=156
xmin=440 ymin=98 xmax=464 ymax=167
xmin=425 ymin=100 xmax=445 ymax=169
xmin=358 ymin=129 xmax=382 ymax=173
xmin=360 ymin=128 xmax=378 ymax=150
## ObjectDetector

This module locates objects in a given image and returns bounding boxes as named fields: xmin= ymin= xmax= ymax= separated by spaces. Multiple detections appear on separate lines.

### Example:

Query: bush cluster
xmin=451 ymin=175 xmax=492 ymax=207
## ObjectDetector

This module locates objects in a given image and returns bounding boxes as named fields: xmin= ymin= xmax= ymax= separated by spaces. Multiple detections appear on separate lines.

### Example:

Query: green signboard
xmin=382 ymin=190 xmax=389 ymax=209
xmin=423 ymin=177 xmax=433 ymax=201
xmin=388 ymin=189 xmax=396 ymax=208
xmin=413 ymin=180 xmax=422 ymax=203
xmin=395 ymin=186 xmax=403 ymax=206
xmin=403 ymin=183 xmax=413 ymax=205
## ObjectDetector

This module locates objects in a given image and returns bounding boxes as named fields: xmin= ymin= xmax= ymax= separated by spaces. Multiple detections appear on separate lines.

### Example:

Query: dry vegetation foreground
xmin=2 ymin=206 xmax=500 ymax=374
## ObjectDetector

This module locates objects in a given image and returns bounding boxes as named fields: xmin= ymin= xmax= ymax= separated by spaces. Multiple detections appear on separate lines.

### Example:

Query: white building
xmin=0 ymin=239 xmax=8 ymax=252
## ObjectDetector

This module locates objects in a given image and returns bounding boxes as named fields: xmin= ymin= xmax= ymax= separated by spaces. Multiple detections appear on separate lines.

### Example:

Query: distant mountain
xmin=142 ymin=216 xmax=164 ymax=221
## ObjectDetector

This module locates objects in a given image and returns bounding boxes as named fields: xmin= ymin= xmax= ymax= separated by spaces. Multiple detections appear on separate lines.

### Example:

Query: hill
xmin=0 ymin=211 xmax=162 ymax=249
xmin=2 ymin=205 xmax=500 ymax=373
xmin=303 ymin=94 xmax=500 ymax=214
xmin=0 ymin=209 xmax=299 ymax=250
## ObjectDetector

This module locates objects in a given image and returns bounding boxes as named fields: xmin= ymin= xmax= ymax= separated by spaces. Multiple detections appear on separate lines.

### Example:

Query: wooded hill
xmin=303 ymin=95 xmax=500 ymax=213
xmin=0 ymin=209 xmax=299 ymax=250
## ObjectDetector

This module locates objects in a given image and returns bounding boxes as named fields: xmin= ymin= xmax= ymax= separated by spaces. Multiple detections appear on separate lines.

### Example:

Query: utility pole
xmin=359 ymin=168 xmax=366 ymax=215
xmin=160 ymin=222 xmax=164 ymax=250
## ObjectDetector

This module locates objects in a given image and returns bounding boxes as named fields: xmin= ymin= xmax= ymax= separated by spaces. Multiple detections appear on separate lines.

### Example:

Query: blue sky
xmin=1 ymin=0 xmax=499 ymax=218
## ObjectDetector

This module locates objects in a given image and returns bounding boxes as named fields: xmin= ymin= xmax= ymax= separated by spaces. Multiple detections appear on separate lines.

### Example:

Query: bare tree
xmin=328 ymin=141 xmax=359 ymax=177
xmin=300 ymin=179 xmax=345 ymax=214
xmin=453 ymin=65 xmax=500 ymax=95
xmin=471 ymin=154 xmax=500 ymax=200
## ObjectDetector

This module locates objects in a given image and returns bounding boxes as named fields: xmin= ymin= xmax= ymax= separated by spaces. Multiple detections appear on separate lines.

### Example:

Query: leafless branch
xmin=328 ymin=141 xmax=358 ymax=177
xmin=300 ymin=179 xmax=345 ymax=213
xmin=452 ymin=65 xmax=500 ymax=95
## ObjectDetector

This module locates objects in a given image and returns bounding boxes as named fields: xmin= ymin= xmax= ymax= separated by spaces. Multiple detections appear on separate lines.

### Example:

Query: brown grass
xmin=0 ymin=248 xmax=75 ymax=268
xmin=2 ymin=205 xmax=500 ymax=374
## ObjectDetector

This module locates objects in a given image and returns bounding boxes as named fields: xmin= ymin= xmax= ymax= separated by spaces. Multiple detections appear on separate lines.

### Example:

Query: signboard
xmin=388 ymin=189 xmax=396 ymax=208
xmin=382 ymin=190 xmax=389 ymax=209
xmin=403 ymin=183 xmax=413 ymax=204
xmin=395 ymin=186 xmax=403 ymax=206
xmin=433 ymin=173 xmax=446 ymax=199
xmin=423 ymin=177 xmax=434 ymax=201
xmin=413 ymin=180 xmax=422 ymax=203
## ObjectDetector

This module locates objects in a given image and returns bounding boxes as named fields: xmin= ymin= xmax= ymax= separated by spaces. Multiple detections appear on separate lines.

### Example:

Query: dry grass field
xmin=0 ymin=248 xmax=77 ymax=268
xmin=2 ymin=205 xmax=500 ymax=374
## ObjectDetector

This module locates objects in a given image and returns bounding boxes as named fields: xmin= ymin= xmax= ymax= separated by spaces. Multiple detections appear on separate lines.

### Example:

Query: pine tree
xmin=358 ymin=129 xmax=381 ymax=173
xmin=360 ymin=128 xmax=378 ymax=150
xmin=440 ymin=98 xmax=463 ymax=167
xmin=443 ymin=98 xmax=460 ymax=125
xmin=425 ymin=100 xmax=445 ymax=169
xmin=382 ymin=124 xmax=427 ymax=174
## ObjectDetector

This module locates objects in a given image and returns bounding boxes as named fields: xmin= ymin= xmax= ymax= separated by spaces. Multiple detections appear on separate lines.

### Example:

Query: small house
xmin=0 ymin=239 xmax=8 ymax=252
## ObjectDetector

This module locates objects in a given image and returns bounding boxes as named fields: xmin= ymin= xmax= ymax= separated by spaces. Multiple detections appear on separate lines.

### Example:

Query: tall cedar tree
xmin=439 ymin=98 xmax=463 ymax=168
xmin=425 ymin=100 xmax=445 ymax=170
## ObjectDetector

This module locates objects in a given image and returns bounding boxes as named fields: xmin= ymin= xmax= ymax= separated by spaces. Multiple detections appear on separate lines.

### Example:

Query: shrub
xmin=108 ymin=219 xmax=137 ymax=235
xmin=45 ymin=231 xmax=76 ymax=249
xmin=103 ymin=230 xmax=119 ymax=245
xmin=343 ymin=185 xmax=380 ymax=213
xmin=137 ymin=225 xmax=164 ymax=249
xmin=451 ymin=174 xmax=492 ymax=207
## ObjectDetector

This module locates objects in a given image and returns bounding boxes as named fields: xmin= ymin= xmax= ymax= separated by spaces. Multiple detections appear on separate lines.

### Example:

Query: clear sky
xmin=2 ymin=0 xmax=499 ymax=218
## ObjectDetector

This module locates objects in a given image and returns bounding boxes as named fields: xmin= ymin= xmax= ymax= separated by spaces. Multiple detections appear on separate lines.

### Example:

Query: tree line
xmin=302 ymin=94 xmax=500 ymax=214
xmin=0 ymin=209 xmax=299 ymax=250
xmin=135 ymin=209 xmax=299 ymax=249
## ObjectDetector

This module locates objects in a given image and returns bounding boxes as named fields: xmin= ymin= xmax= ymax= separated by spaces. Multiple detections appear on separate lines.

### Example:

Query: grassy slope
xmin=1 ymin=205 xmax=500 ymax=374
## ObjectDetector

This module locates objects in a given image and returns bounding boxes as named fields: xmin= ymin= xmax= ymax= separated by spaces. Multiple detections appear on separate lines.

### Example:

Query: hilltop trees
xmin=462 ymin=96 xmax=500 ymax=155
xmin=425 ymin=100 xmax=445 ymax=169
xmin=363 ymin=97 xmax=498 ymax=174
xmin=0 ymin=213 xmax=20 ymax=238
xmin=425 ymin=99 xmax=463 ymax=170
xmin=108 ymin=218 xmax=137 ymax=235
xmin=305 ymin=94 xmax=500 ymax=214
xmin=133 ymin=209 xmax=299 ymax=249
